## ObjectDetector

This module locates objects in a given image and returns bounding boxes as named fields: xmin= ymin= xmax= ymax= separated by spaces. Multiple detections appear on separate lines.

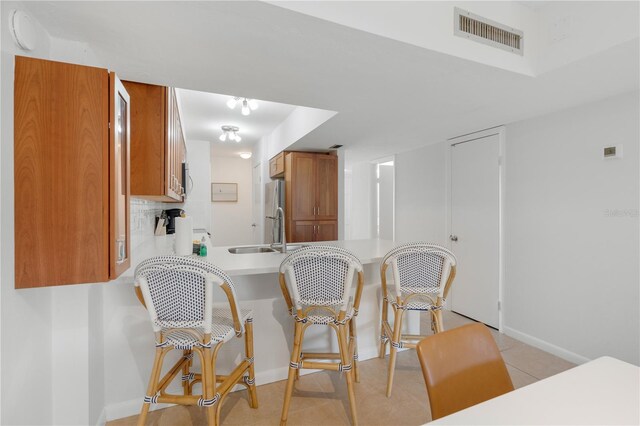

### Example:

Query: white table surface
xmin=430 ymin=356 xmax=640 ymax=425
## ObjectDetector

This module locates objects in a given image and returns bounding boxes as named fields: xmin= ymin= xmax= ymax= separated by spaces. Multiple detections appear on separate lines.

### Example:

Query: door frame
xmin=370 ymin=155 xmax=396 ymax=241
xmin=251 ymin=161 xmax=264 ymax=244
xmin=445 ymin=126 xmax=506 ymax=331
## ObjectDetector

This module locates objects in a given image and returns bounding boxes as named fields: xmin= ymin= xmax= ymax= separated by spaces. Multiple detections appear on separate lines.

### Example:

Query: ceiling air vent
xmin=454 ymin=7 xmax=523 ymax=55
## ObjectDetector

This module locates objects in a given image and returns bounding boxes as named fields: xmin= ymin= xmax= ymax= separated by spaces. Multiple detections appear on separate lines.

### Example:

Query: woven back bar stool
xmin=278 ymin=246 xmax=364 ymax=426
xmin=379 ymin=243 xmax=457 ymax=397
xmin=134 ymin=255 xmax=258 ymax=426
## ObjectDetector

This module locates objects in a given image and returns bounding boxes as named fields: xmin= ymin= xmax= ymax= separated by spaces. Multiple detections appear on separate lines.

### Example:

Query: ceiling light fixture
xmin=239 ymin=152 xmax=252 ymax=159
xmin=219 ymin=125 xmax=241 ymax=143
xmin=227 ymin=96 xmax=259 ymax=115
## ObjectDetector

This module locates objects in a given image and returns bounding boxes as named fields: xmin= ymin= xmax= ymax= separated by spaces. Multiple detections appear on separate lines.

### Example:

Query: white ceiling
xmin=21 ymin=1 xmax=640 ymax=164
xmin=176 ymin=88 xmax=296 ymax=157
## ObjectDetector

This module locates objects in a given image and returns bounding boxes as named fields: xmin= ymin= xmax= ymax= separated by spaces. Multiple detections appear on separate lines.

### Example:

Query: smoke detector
xmin=10 ymin=10 xmax=37 ymax=51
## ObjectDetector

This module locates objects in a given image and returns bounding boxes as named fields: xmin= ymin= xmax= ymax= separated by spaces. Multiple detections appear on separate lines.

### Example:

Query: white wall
xmin=211 ymin=156 xmax=254 ymax=246
xmin=394 ymin=142 xmax=448 ymax=245
xmin=345 ymin=160 xmax=373 ymax=240
xmin=503 ymin=91 xmax=640 ymax=364
xmin=358 ymin=91 xmax=639 ymax=365
xmin=535 ymin=1 xmax=640 ymax=75
xmin=0 ymin=3 xmax=101 ymax=424
xmin=264 ymin=106 xmax=337 ymax=160
xmin=182 ymin=139 xmax=212 ymax=232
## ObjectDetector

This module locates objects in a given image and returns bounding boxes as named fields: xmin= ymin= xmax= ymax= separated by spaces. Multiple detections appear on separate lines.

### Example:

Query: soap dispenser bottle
xmin=199 ymin=235 xmax=208 ymax=257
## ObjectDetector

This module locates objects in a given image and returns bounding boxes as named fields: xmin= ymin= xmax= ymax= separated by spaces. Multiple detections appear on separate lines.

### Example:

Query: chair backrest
xmin=279 ymin=245 xmax=363 ymax=312
xmin=416 ymin=323 xmax=514 ymax=420
xmin=134 ymin=255 xmax=243 ymax=336
xmin=381 ymin=243 xmax=456 ymax=299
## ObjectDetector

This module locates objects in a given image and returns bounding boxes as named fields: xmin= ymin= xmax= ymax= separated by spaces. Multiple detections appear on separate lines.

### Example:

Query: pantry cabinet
xmin=14 ymin=56 xmax=131 ymax=288
xmin=122 ymin=81 xmax=185 ymax=202
xmin=284 ymin=152 xmax=338 ymax=242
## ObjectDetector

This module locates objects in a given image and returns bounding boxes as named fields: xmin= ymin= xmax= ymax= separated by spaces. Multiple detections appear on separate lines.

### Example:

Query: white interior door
xmin=252 ymin=163 xmax=263 ymax=244
xmin=450 ymin=133 xmax=500 ymax=328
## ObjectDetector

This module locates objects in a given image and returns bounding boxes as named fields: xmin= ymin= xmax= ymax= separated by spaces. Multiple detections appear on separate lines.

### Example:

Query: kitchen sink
xmin=228 ymin=244 xmax=310 ymax=254
xmin=228 ymin=246 xmax=278 ymax=254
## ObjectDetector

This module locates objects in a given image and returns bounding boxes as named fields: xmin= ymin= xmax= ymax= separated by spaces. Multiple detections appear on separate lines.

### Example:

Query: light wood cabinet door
xmin=269 ymin=152 xmax=285 ymax=178
xmin=289 ymin=152 xmax=316 ymax=221
xmin=315 ymin=221 xmax=338 ymax=242
xmin=123 ymin=81 xmax=165 ymax=196
xmin=14 ymin=56 xmax=110 ymax=288
xmin=291 ymin=221 xmax=316 ymax=243
xmin=315 ymin=155 xmax=338 ymax=220
xmin=123 ymin=81 xmax=183 ymax=202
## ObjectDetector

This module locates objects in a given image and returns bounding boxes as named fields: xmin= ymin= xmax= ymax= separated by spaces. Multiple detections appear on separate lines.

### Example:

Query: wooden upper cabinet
xmin=122 ymin=81 xmax=184 ymax=202
xmin=285 ymin=151 xmax=339 ymax=243
xmin=315 ymin=155 xmax=338 ymax=220
xmin=287 ymin=152 xmax=317 ymax=221
xmin=14 ymin=56 xmax=130 ymax=288
xmin=269 ymin=152 xmax=285 ymax=178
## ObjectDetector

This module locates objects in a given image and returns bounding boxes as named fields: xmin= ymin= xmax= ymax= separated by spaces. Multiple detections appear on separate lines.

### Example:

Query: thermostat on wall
xmin=603 ymin=145 xmax=623 ymax=159
xmin=10 ymin=10 xmax=37 ymax=51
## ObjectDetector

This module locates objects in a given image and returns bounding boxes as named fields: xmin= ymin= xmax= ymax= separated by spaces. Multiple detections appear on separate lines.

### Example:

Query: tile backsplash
xmin=130 ymin=198 xmax=164 ymax=247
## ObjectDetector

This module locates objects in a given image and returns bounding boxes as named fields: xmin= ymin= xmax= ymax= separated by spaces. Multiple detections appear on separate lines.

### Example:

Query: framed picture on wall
xmin=211 ymin=183 xmax=238 ymax=202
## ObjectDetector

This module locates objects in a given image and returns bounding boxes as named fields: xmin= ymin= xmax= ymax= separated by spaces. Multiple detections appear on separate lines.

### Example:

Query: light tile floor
xmin=108 ymin=311 xmax=575 ymax=425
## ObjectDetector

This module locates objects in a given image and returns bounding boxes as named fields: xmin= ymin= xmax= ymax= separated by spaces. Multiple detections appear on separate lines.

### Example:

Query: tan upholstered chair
xmin=379 ymin=243 xmax=457 ymax=397
xmin=134 ymin=256 xmax=258 ymax=426
xmin=278 ymin=246 xmax=364 ymax=425
xmin=416 ymin=322 xmax=514 ymax=420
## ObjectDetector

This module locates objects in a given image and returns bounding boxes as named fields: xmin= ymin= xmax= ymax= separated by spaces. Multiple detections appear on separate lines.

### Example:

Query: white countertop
xmin=430 ymin=356 xmax=640 ymax=425
xmin=125 ymin=236 xmax=396 ymax=278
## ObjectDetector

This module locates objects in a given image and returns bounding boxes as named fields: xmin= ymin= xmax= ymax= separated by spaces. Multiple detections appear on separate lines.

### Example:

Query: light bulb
xmin=248 ymin=99 xmax=259 ymax=110
xmin=235 ymin=135 xmax=241 ymax=142
xmin=226 ymin=98 xmax=237 ymax=109
xmin=239 ymin=152 xmax=252 ymax=159
xmin=241 ymin=99 xmax=250 ymax=116
xmin=219 ymin=132 xmax=227 ymax=142
xmin=229 ymin=132 xmax=237 ymax=142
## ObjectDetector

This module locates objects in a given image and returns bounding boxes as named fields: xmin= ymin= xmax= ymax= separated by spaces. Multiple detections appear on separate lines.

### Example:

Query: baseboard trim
xmin=95 ymin=408 xmax=107 ymax=426
xmin=503 ymin=326 xmax=590 ymax=365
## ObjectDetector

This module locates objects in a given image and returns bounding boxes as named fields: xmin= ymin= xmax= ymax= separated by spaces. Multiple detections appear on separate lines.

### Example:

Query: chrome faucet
xmin=275 ymin=206 xmax=287 ymax=253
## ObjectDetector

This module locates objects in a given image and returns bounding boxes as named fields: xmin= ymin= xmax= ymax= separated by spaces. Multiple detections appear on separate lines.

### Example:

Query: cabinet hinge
xmin=108 ymin=122 xmax=111 ymax=129
xmin=498 ymin=300 xmax=502 ymax=311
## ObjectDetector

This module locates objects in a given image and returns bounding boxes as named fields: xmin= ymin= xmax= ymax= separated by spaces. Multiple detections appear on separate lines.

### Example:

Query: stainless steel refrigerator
xmin=264 ymin=180 xmax=285 ymax=244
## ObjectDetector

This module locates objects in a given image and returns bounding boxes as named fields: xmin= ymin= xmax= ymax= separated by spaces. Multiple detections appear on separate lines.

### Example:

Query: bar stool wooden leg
xmin=138 ymin=347 xmax=166 ymax=426
xmin=379 ymin=297 xmax=389 ymax=358
xmin=182 ymin=350 xmax=191 ymax=395
xmin=281 ymin=320 xmax=304 ymax=426
xmin=432 ymin=309 xmax=444 ymax=333
xmin=337 ymin=323 xmax=358 ymax=425
xmin=349 ymin=318 xmax=360 ymax=383
xmin=203 ymin=344 xmax=216 ymax=426
xmin=386 ymin=308 xmax=405 ymax=398
xmin=245 ymin=320 xmax=259 ymax=408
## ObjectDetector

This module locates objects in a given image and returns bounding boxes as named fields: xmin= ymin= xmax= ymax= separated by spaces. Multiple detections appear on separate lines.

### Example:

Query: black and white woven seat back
xmin=136 ymin=255 xmax=237 ymax=328
xmin=387 ymin=244 xmax=456 ymax=295
xmin=283 ymin=246 xmax=361 ymax=308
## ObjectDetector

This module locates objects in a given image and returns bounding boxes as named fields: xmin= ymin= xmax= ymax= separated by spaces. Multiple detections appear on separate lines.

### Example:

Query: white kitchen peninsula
xmin=119 ymin=237 xmax=421 ymax=388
